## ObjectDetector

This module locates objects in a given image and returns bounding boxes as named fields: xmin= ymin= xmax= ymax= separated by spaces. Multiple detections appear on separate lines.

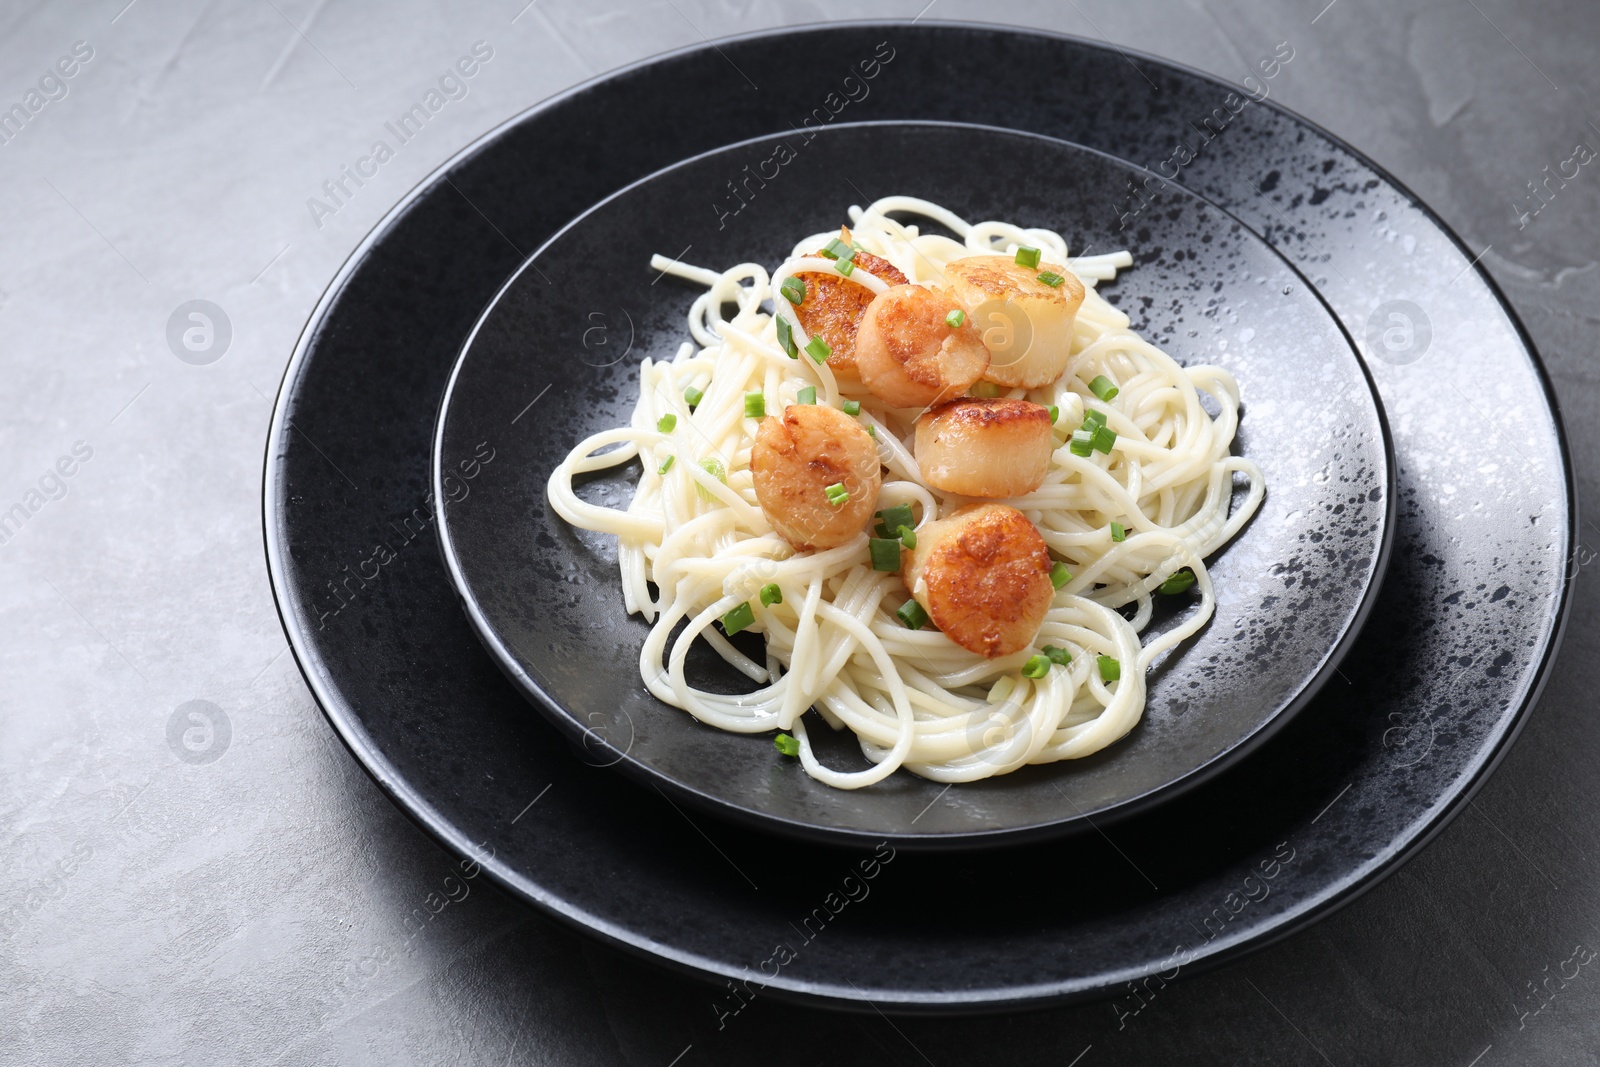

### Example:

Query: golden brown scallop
xmin=792 ymin=233 xmax=907 ymax=378
xmin=915 ymin=398 xmax=1054 ymax=498
xmin=853 ymin=284 xmax=991 ymax=408
xmin=902 ymin=504 xmax=1054 ymax=658
xmin=751 ymin=402 xmax=881 ymax=551
xmin=943 ymin=255 xmax=1086 ymax=389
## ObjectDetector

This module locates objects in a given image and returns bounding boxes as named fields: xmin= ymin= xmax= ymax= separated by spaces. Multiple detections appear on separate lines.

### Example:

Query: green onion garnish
xmin=1089 ymin=374 xmax=1119 ymax=401
xmin=1092 ymin=425 xmax=1117 ymax=454
xmin=1037 ymin=270 xmax=1066 ymax=288
xmin=744 ymin=392 xmax=765 ymax=419
xmin=945 ymin=308 xmax=966 ymax=328
xmin=1081 ymin=408 xmax=1107 ymax=430
xmin=1110 ymin=521 xmax=1126 ymax=543
xmin=805 ymin=335 xmax=832 ymax=363
xmin=1015 ymin=246 xmax=1041 ymax=268
xmin=824 ymin=482 xmax=850 ymax=507
xmin=760 ymin=583 xmax=783 ymax=607
xmin=970 ymin=380 xmax=1002 ymax=398
xmin=1158 ymin=569 xmax=1197 ymax=595
xmin=897 ymin=525 xmax=916 ymax=549
xmin=866 ymin=425 xmax=877 ymax=439
xmin=684 ymin=386 xmax=704 ymax=408
xmin=1043 ymin=645 xmax=1072 ymax=666
xmin=796 ymin=385 xmax=816 ymax=405
xmin=1050 ymin=561 xmax=1071 ymax=589
xmin=657 ymin=414 xmax=676 ymax=433
xmin=658 ymin=456 xmax=675 ymax=475
xmin=835 ymin=258 xmax=854 ymax=277
xmin=1097 ymin=655 xmax=1121 ymax=682
xmin=819 ymin=237 xmax=855 ymax=262
xmin=842 ymin=399 xmax=861 ymax=416
xmin=780 ymin=276 xmax=806 ymax=305
xmin=1021 ymin=655 xmax=1050 ymax=679
xmin=1069 ymin=429 xmax=1095 ymax=457
xmin=774 ymin=733 xmax=800 ymax=757
xmin=776 ymin=315 xmax=798 ymax=358
xmin=896 ymin=599 xmax=929 ymax=630
xmin=721 ymin=601 xmax=755 ymax=635
xmin=1047 ymin=405 xmax=1059 ymax=425
xmin=874 ymin=503 xmax=914 ymax=538
xmin=696 ymin=457 xmax=726 ymax=502
xmin=869 ymin=537 xmax=902 ymax=572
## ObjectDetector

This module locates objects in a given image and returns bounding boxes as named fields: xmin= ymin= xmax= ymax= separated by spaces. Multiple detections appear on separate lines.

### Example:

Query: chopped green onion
xmin=1081 ymin=408 xmax=1107 ymax=431
xmin=1069 ymin=429 xmax=1095 ymax=457
xmin=658 ymin=456 xmax=675 ymax=475
xmin=945 ymin=308 xmax=966 ymax=328
xmin=897 ymin=525 xmax=916 ymax=549
xmin=721 ymin=601 xmax=755 ymax=635
xmin=1097 ymin=655 xmax=1121 ymax=682
xmin=866 ymin=425 xmax=877 ymax=439
xmin=1110 ymin=521 xmax=1126 ymax=543
xmin=842 ymin=399 xmax=861 ymax=416
xmin=1043 ymin=645 xmax=1072 ymax=666
xmin=869 ymin=537 xmax=902 ymax=572
xmin=970 ymin=380 xmax=1002 ymax=398
xmin=824 ymin=482 xmax=850 ymax=507
xmin=1092 ymin=425 xmax=1117 ymax=454
xmin=1089 ymin=374 xmax=1120 ymax=401
xmin=1050 ymin=561 xmax=1071 ymax=589
xmin=1158 ymin=569 xmax=1197 ymax=595
xmin=819 ymin=237 xmax=855 ymax=262
xmin=796 ymin=385 xmax=816 ymax=405
xmin=1047 ymin=405 xmax=1059 ymax=425
xmin=896 ymin=599 xmax=929 ymax=630
xmin=835 ymin=258 xmax=854 ymax=277
xmin=696 ymin=457 xmax=726 ymax=502
xmin=684 ymin=385 xmax=705 ymax=408
xmin=760 ymin=583 xmax=783 ymax=607
xmin=1015 ymin=246 xmax=1042 ymax=268
xmin=657 ymin=414 xmax=676 ymax=433
xmin=776 ymin=315 xmax=798 ymax=358
xmin=874 ymin=503 xmax=915 ymax=538
xmin=1037 ymin=270 xmax=1066 ymax=288
xmin=780 ymin=276 xmax=806 ymax=305
xmin=1021 ymin=655 xmax=1051 ymax=679
xmin=774 ymin=733 xmax=800 ymax=757
xmin=805 ymin=335 xmax=832 ymax=364
xmin=744 ymin=392 xmax=765 ymax=419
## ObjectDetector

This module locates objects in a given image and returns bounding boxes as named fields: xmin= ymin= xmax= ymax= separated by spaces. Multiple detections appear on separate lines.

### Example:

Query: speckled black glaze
xmin=264 ymin=24 xmax=1572 ymax=1011
xmin=432 ymin=122 xmax=1393 ymax=848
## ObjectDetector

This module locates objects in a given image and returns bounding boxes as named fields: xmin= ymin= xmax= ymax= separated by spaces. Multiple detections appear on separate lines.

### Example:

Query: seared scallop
xmin=793 ymin=239 xmax=907 ymax=378
xmin=943 ymin=255 xmax=1085 ymax=389
xmin=915 ymin=398 xmax=1054 ymax=498
xmin=854 ymin=284 xmax=991 ymax=408
xmin=751 ymin=403 xmax=881 ymax=551
xmin=903 ymin=504 xmax=1054 ymax=658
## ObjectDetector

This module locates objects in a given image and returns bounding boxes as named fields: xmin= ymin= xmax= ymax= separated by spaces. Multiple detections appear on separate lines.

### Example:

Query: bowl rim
xmin=261 ymin=20 xmax=1574 ymax=1011
xmin=427 ymin=116 xmax=1398 ymax=851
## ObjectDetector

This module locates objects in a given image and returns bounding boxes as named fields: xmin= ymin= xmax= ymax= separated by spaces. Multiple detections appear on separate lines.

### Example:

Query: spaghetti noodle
xmin=547 ymin=196 xmax=1264 ymax=788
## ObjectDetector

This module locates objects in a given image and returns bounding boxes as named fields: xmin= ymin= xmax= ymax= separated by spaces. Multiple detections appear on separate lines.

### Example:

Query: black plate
xmin=432 ymin=121 xmax=1392 ymax=848
xmin=264 ymin=23 xmax=1572 ymax=1010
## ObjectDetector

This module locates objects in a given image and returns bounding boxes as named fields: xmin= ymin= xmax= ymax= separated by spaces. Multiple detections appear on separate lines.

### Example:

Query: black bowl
xmin=266 ymin=22 xmax=1571 ymax=1011
xmin=432 ymin=121 xmax=1393 ymax=849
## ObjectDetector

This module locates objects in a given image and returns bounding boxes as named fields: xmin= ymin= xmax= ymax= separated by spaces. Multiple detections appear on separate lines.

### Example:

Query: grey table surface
xmin=2 ymin=0 xmax=1596 ymax=1064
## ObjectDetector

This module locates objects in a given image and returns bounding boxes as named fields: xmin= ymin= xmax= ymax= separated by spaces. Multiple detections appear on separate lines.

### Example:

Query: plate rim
xmin=262 ymin=18 xmax=1576 ymax=1011
xmin=428 ymin=115 xmax=1400 ymax=851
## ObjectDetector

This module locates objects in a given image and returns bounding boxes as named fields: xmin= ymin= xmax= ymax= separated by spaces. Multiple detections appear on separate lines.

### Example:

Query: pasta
xmin=547 ymin=196 xmax=1264 ymax=789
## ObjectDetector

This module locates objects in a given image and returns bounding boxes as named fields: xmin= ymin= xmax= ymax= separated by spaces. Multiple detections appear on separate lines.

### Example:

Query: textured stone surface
xmin=1 ymin=0 xmax=1596 ymax=1063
